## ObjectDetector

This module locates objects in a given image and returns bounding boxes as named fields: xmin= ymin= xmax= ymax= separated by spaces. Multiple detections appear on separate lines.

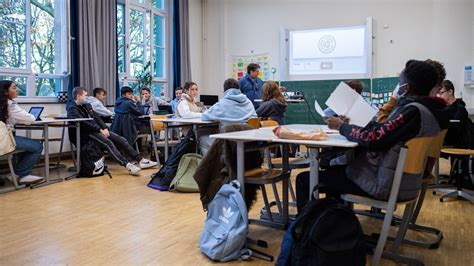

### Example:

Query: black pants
xmin=296 ymin=166 xmax=369 ymax=214
xmin=89 ymin=131 xmax=142 ymax=166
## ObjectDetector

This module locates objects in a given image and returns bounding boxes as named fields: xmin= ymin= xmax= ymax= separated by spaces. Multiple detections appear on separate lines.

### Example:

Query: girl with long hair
xmin=0 ymin=80 xmax=44 ymax=184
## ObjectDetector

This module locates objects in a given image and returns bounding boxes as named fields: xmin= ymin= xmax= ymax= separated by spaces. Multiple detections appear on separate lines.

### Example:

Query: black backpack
xmin=287 ymin=198 xmax=366 ymax=266
xmin=78 ymin=140 xmax=112 ymax=178
xmin=148 ymin=130 xmax=197 ymax=190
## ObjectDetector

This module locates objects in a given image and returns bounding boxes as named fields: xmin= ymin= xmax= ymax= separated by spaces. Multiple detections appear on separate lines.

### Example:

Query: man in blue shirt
xmin=170 ymin=87 xmax=183 ymax=114
xmin=239 ymin=63 xmax=263 ymax=108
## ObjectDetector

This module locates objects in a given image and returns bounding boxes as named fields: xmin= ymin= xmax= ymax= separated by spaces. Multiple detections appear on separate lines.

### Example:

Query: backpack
xmin=199 ymin=180 xmax=252 ymax=262
xmin=0 ymin=121 xmax=16 ymax=156
xmin=78 ymin=140 xmax=112 ymax=178
xmin=285 ymin=198 xmax=366 ymax=266
xmin=169 ymin=153 xmax=202 ymax=192
xmin=148 ymin=130 xmax=197 ymax=191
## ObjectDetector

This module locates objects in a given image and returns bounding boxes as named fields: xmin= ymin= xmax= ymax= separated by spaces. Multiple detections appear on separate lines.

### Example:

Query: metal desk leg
xmin=44 ymin=124 xmax=50 ymax=181
xmin=308 ymin=147 xmax=319 ymax=200
xmin=282 ymin=143 xmax=289 ymax=225
xmin=32 ymin=124 xmax=62 ymax=188
xmin=434 ymin=158 xmax=440 ymax=184
xmin=164 ymin=122 xmax=169 ymax=161
xmin=237 ymin=141 xmax=245 ymax=196
xmin=76 ymin=122 xmax=81 ymax=174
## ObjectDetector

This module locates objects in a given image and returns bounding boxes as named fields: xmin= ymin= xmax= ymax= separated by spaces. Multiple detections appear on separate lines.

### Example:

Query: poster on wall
xmin=230 ymin=53 xmax=271 ymax=81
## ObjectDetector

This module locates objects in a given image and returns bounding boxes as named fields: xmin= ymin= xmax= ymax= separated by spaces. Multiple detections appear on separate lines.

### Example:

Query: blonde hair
xmin=262 ymin=81 xmax=286 ymax=104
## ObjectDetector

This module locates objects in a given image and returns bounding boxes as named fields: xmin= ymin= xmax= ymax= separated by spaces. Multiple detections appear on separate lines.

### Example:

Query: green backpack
xmin=169 ymin=153 xmax=202 ymax=192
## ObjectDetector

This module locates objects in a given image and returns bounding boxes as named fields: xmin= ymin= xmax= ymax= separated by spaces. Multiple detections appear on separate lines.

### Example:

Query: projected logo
xmin=318 ymin=35 xmax=336 ymax=54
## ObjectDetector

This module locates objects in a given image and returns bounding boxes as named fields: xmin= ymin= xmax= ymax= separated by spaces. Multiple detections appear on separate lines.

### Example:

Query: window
xmin=117 ymin=0 xmax=168 ymax=98
xmin=0 ymin=0 xmax=69 ymax=100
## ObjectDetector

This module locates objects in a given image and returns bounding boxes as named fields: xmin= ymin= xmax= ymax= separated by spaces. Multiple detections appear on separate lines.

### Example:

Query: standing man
xmin=239 ymin=63 xmax=263 ymax=108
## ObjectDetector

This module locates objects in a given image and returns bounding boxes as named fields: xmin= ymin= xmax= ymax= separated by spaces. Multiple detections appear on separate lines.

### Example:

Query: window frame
xmin=0 ymin=0 xmax=70 ymax=102
xmin=117 ymin=0 xmax=170 ymax=98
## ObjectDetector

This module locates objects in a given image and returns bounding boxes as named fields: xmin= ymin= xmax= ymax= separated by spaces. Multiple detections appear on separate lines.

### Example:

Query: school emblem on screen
xmin=318 ymin=35 xmax=336 ymax=54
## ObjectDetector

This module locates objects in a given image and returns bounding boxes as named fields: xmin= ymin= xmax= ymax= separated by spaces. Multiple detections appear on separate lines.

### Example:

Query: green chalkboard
xmin=371 ymin=77 xmax=399 ymax=107
xmin=371 ymin=77 xmax=399 ymax=93
xmin=281 ymin=79 xmax=371 ymax=124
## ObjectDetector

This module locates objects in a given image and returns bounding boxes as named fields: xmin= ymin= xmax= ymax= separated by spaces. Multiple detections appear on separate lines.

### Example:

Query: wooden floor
xmin=0 ymin=159 xmax=473 ymax=265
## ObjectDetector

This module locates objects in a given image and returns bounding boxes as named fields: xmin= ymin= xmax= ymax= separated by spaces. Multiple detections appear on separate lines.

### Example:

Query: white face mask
xmin=79 ymin=98 xmax=88 ymax=104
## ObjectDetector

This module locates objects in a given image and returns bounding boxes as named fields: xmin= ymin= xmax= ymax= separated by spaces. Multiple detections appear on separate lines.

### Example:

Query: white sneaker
xmin=126 ymin=163 xmax=141 ymax=176
xmin=18 ymin=175 xmax=44 ymax=184
xmin=139 ymin=158 xmax=158 ymax=169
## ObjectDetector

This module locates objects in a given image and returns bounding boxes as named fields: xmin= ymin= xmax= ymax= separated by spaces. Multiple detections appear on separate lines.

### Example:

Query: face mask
xmin=79 ymin=98 xmax=88 ymax=105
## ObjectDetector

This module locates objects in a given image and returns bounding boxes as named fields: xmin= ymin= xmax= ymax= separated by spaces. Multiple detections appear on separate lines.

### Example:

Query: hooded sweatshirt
xmin=340 ymin=96 xmax=450 ymax=200
xmin=202 ymin=88 xmax=257 ymax=125
xmin=444 ymin=98 xmax=471 ymax=147
xmin=256 ymin=98 xmax=288 ymax=125
xmin=86 ymin=96 xmax=113 ymax=117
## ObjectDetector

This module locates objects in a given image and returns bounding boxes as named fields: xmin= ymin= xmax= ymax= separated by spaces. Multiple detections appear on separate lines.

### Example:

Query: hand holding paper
xmin=325 ymin=82 xmax=377 ymax=127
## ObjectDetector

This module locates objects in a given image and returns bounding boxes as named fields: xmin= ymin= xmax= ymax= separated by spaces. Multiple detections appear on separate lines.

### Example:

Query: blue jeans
xmin=13 ymin=136 xmax=43 ymax=177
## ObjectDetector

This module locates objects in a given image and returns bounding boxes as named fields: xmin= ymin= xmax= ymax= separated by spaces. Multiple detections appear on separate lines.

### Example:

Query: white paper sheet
xmin=314 ymin=100 xmax=326 ymax=118
xmin=325 ymin=81 xmax=377 ymax=127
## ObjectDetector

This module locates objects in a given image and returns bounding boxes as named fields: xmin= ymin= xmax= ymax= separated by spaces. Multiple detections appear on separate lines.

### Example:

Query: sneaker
xmin=126 ymin=163 xmax=141 ymax=176
xmin=18 ymin=175 xmax=44 ymax=184
xmin=148 ymin=176 xmax=173 ymax=191
xmin=139 ymin=158 xmax=158 ymax=169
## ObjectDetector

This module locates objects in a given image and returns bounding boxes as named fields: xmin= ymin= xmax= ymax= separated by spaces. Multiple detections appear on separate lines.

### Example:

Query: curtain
xmin=172 ymin=0 xmax=191 ymax=95
xmin=77 ymin=0 xmax=117 ymax=104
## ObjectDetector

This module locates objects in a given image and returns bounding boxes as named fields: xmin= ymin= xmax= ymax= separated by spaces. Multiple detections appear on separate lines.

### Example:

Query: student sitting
xmin=67 ymin=87 xmax=157 ymax=175
xmin=170 ymin=87 xmax=183 ymax=114
xmin=437 ymin=80 xmax=472 ymax=148
xmin=140 ymin=87 xmax=169 ymax=114
xmin=295 ymin=60 xmax=450 ymax=213
xmin=256 ymin=80 xmax=288 ymax=125
xmin=200 ymin=78 xmax=257 ymax=154
xmin=111 ymin=86 xmax=143 ymax=145
xmin=377 ymin=59 xmax=446 ymax=123
xmin=0 ymin=80 xmax=44 ymax=184
xmin=176 ymin=82 xmax=205 ymax=119
xmin=323 ymin=80 xmax=364 ymax=117
xmin=86 ymin=87 xmax=113 ymax=122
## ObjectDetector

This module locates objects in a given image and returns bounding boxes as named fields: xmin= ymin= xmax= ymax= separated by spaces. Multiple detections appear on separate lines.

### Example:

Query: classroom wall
xmin=191 ymin=0 xmax=474 ymax=107
xmin=189 ymin=0 xmax=204 ymax=90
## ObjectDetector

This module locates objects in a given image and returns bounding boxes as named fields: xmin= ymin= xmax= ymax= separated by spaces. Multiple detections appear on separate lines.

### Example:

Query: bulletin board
xmin=230 ymin=53 xmax=271 ymax=81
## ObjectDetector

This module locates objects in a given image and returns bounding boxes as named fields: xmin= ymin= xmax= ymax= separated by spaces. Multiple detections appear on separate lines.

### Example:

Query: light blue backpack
xmin=199 ymin=180 xmax=252 ymax=262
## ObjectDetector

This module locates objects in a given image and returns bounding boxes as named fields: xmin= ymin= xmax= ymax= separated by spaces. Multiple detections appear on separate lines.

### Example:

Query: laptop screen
xmin=200 ymin=95 xmax=219 ymax=106
xmin=29 ymin=107 xmax=44 ymax=120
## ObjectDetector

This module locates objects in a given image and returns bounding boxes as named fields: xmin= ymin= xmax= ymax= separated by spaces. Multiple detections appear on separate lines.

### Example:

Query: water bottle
xmin=464 ymin=65 xmax=472 ymax=82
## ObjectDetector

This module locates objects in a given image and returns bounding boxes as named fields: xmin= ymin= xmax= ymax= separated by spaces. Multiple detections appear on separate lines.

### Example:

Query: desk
xmin=211 ymin=124 xmax=357 ymax=202
xmin=16 ymin=118 xmax=92 ymax=188
xmin=151 ymin=117 xmax=218 ymax=159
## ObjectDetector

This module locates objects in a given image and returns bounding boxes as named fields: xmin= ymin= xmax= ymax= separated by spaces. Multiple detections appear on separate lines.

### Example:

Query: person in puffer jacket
xmin=296 ymin=59 xmax=450 ymax=213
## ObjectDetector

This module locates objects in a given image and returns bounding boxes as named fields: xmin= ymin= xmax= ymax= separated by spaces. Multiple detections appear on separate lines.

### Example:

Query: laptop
xmin=200 ymin=95 xmax=219 ymax=106
xmin=155 ymin=105 xmax=173 ymax=114
xmin=29 ymin=107 xmax=44 ymax=121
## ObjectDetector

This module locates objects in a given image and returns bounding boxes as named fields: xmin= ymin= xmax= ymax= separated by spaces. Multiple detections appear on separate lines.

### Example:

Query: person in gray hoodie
xmin=200 ymin=78 xmax=257 ymax=154
xmin=86 ymin=87 xmax=114 ymax=122
xmin=256 ymin=80 xmax=288 ymax=125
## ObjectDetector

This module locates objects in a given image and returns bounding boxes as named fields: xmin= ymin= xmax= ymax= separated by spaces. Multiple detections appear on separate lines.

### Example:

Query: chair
xmin=0 ymin=150 xmax=27 ymax=193
xmin=434 ymin=148 xmax=474 ymax=203
xmin=247 ymin=117 xmax=261 ymax=129
xmin=245 ymin=167 xmax=291 ymax=229
xmin=149 ymin=115 xmax=180 ymax=165
xmin=367 ymin=130 xmax=447 ymax=249
xmin=260 ymin=119 xmax=279 ymax=128
xmin=341 ymin=136 xmax=433 ymax=266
